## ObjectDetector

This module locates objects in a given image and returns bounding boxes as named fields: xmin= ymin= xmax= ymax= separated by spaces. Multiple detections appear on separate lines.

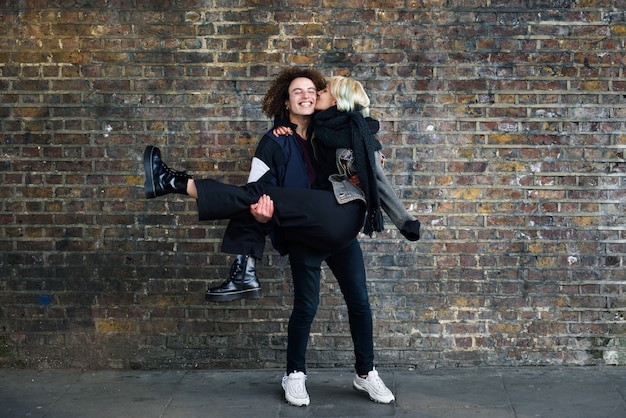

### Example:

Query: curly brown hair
xmin=262 ymin=67 xmax=327 ymax=119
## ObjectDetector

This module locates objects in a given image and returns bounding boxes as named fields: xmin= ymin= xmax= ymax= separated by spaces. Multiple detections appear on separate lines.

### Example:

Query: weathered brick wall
xmin=1 ymin=0 xmax=625 ymax=370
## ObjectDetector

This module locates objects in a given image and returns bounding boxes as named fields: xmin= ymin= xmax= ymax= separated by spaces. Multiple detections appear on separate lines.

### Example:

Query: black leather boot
xmin=143 ymin=145 xmax=191 ymax=199
xmin=205 ymin=255 xmax=262 ymax=302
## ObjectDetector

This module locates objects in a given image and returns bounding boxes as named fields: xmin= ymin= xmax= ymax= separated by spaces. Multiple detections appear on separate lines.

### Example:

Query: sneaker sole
xmin=284 ymin=397 xmax=310 ymax=407
xmin=143 ymin=145 xmax=156 ymax=199
xmin=282 ymin=386 xmax=310 ymax=407
xmin=205 ymin=287 xmax=262 ymax=302
xmin=353 ymin=384 xmax=395 ymax=404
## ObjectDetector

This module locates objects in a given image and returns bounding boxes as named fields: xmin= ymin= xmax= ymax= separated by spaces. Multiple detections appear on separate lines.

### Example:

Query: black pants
xmin=286 ymin=239 xmax=374 ymax=375
xmin=194 ymin=179 xmax=365 ymax=257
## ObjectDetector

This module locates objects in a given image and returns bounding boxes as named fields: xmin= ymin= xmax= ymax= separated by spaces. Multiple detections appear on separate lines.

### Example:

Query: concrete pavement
xmin=1 ymin=366 xmax=625 ymax=417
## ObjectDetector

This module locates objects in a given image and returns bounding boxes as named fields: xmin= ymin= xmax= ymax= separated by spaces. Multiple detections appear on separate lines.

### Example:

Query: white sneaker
xmin=353 ymin=368 xmax=395 ymax=404
xmin=282 ymin=371 xmax=310 ymax=406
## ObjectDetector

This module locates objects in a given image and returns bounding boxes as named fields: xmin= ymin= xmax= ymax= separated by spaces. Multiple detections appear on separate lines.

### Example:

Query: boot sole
xmin=205 ymin=287 xmax=262 ymax=302
xmin=143 ymin=145 xmax=156 ymax=199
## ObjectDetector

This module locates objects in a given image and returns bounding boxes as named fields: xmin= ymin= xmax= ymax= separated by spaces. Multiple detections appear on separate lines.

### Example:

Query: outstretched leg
xmin=144 ymin=145 xmax=365 ymax=253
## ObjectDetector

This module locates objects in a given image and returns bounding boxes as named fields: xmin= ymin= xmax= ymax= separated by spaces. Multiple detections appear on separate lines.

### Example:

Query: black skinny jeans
xmin=286 ymin=238 xmax=374 ymax=376
xmin=194 ymin=179 xmax=365 ymax=257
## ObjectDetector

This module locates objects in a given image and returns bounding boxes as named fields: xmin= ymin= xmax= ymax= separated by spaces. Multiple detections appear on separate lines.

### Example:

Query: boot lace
xmin=163 ymin=161 xmax=190 ymax=178
xmin=218 ymin=256 xmax=245 ymax=286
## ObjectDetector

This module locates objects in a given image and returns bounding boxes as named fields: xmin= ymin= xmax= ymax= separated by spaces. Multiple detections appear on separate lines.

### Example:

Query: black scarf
xmin=313 ymin=106 xmax=384 ymax=235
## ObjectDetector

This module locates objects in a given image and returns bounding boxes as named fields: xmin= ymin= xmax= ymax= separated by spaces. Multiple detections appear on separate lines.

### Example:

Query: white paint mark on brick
xmin=530 ymin=162 xmax=542 ymax=173
xmin=604 ymin=349 xmax=619 ymax=365
xmin=103 ymin=124 xmax=113 ymax=138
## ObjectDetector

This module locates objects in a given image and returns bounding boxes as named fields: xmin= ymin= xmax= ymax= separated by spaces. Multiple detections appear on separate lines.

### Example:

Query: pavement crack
xmin=42 ymin=371 xmax=83 ymax=418
xmin=158 ymin=370 xmax=188 ymax=418
xmin=499 ymin=371 xmax=518 ymax=417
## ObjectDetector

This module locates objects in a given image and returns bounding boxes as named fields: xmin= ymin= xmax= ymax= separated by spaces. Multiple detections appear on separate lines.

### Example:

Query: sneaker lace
xmin=289 ymin=373 xmax=307 ymax=396
xmin=367 ymin=372 xmax=389 ymax=393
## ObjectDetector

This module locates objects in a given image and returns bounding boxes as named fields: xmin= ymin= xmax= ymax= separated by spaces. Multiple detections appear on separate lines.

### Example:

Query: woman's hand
xmin=250 ymin=194 xmax=274 ymax=223
xmin=348 ymin=174 xmax=361 ymax=186
xmin=273 ymin=126 xmax=293 ymax=136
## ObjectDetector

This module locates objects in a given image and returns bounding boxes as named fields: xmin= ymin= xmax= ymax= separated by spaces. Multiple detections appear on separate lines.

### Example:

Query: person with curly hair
xmin=209 ymin=69 xmax=402 ymax=406
xmin=207 ymin=68 xmax=329 ymax=301
xmin=144 ymin=68 xmax=403 ymax=406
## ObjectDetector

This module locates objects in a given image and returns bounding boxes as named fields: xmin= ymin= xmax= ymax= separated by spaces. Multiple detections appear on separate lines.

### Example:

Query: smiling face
xmin=285 ymin=77 xmax=317 ymax=118
xmin=315 ymin=86 xmax=336 ymax=112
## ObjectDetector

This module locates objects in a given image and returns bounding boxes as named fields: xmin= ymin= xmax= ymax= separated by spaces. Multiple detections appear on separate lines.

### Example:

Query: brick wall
xmin=1 ymin=0 xmax=625 ymax=370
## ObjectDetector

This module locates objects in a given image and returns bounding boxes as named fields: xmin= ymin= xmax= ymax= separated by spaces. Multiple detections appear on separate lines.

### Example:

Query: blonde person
xmin=309 ymin=76 xmax=420 ymax=240
xmin=270 ymin=75 xmax=419 ymax=406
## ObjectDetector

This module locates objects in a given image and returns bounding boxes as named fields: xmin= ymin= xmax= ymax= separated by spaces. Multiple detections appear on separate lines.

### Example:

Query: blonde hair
xmin=327 ymin=76 xmax=370 ymax=117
